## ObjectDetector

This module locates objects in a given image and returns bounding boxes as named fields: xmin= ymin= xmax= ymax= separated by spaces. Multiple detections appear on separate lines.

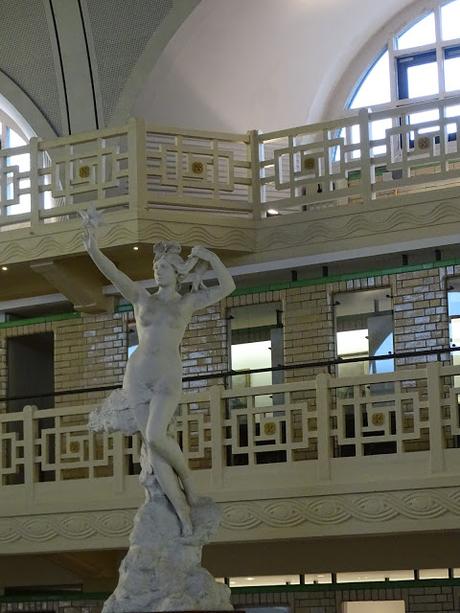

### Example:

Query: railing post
xmin=358 ymin=108 xmax=374 ymax=205
xmin=29 ymin=137 xmax=40 ymax=228
xmin=112 ymin=431 xmax=126 ymax=494
xmin=209 ymin=384 xmax=225 ymax=490
xmin=248 ymin=129 xmax=263 ymax=220
xmin=22 ymin=405 xmax=36 ymax=499
xmin=316 ymin=372 xmax=331 ymax=481
xmin=127 ymin=117 xmax=147 ymax=214
xmin=427 ymin=361 xmax=445 ymax=474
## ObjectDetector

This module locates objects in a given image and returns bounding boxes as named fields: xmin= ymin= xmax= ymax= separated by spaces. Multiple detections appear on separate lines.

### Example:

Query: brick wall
xmin=0 ymin=263 xmax=456 ymax=409
xmin=3 ymin=583 xmax=460 ymax=613
xmin=232 ymin=583 xmax=460 ymax=612
xmin=393 ymin=268 xmax=449 ymax=365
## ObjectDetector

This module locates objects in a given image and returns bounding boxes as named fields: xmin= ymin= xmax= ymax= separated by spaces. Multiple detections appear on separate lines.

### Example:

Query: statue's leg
xmin=150 ymin=448 xmax=193 ymax=536
xmin=146 ymin=391 xmax=196 ymax=533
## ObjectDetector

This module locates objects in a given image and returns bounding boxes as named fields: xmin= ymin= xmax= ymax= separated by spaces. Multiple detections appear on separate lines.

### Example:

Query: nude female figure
xmin=82 ymin=218 xmax=235 ymax=536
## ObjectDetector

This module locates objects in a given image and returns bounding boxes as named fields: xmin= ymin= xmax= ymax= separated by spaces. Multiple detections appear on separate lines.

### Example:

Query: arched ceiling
xmin=0 ymin=0 xmax=198 ymax=137
xmin=0 ymin=0 xmax=421 ymax=138
xmin=134 ymin=0 xmax=419 ymax=132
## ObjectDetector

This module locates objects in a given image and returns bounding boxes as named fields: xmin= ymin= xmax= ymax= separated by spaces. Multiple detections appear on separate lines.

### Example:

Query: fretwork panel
xmin=371 ymin=102 xmax=460 ymax=198
xmin=440 ymin=374 xmax=460 ymax=447
xmin=146 ymin=131 xmax=251 ymax=210
xmin=223 ymin=390 xmax=317 ymax=466
xmin=41 ymin=134 xmax=129 ymax=208
xmin=330 ymin=381 xmax=430 ymax=457
xmin=175 ymin=400 xmax=212 ymax=470
xmin=35 ymin=414 xmax=114 ymax=480
xmin=259 ymin=120 xmax=364 ymax=211
xmin=0 ymin=420 xmax=25 ymax=485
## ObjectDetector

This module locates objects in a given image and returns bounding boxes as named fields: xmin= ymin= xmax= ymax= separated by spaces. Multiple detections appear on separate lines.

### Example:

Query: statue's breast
xmin=136 ymin=298 xmax=189 ymax=331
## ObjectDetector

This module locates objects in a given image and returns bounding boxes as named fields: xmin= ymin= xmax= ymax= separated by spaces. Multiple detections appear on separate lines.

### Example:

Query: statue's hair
xmin=153 ymin=242 xmax=207 ymax=290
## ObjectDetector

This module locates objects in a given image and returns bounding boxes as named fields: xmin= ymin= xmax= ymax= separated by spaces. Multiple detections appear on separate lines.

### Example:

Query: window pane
xmin=441 ymin=0 xmax=460 ymax=40
xmin=397 ymin=12 xmax=435 ymax=50
xmin=407 ymin=61 xmax=438 ymax=97
xmin=6 ymin=126 xmax=26 ymax=148
xmin=445 ymin=55 xmax=460 ymax=91
xmin=350 ymin=51 xmax=391 ymax=108
xmin=419 ymin=568 xmax=449 ymax=579
xmin=336 ymin=329 xmax=369 ymax=356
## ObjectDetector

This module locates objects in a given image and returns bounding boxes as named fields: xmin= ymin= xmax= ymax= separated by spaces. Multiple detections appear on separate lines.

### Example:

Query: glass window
xmin=343 ymin=603 xmax=405 ymax=613
xmin=229 ymin=302 xmax=283 ymax=402
xmin=444 ymin=46 xmax=460 ymax=91
xmin=347 ymin=2 xmax=460 ymax=117
xmin=418 ymin=568 xmax=449 ymax=579
xmin=229 ymin=575 xmax=299 ymax=587
xmin=396 ymin=12 xmax=436 ymax=49
xmin=337 ymin=570 xmax=413 ymax=582
xmin=128 ymin=322 xmax=138 ymax=357
xmin=350 ymin=51 xmax=391 ymax=109
xmin=397 ymin=51 xmax=438 ymax=100
xmin=441 ymin=0 xmax=460 ymax=40
xmin=334 ymin=288 xmax=394 ymax=377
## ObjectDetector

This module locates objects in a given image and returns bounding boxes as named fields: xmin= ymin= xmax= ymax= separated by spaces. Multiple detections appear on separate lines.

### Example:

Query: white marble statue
xmin=81 ymin=207 xmax=235 ymax=612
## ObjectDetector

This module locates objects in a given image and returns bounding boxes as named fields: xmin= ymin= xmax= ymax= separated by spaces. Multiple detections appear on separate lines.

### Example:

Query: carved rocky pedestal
xmin=103 ymin=466 xmax=233 ymax=613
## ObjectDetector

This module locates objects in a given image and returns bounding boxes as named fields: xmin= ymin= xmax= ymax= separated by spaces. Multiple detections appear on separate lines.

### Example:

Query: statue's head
xmin=153 ymin=242 xmax=188 ymax=288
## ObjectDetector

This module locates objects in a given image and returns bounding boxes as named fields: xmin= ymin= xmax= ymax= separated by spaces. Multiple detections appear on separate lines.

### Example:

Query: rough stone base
xmin=102 ymin=473 xmax=232 ymax=613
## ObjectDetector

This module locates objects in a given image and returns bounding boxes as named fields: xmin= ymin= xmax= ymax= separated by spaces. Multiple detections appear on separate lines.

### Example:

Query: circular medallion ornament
xmin=417 ymin=136 xmax=430 ymax=150
xmin=303 ymin=157 xmax=315 ymax=171
xmin=69 ymin=441 xmax=80 ymax=453
xmin=371 ymin=412 xmax=385 ymax=427
xmin=79 ymin=165 xmax=90 ymax=178
xmin=191 ymin=161 xmax=204 ymax=175
xmin=264 ymin=421 xmax=276 ymax=435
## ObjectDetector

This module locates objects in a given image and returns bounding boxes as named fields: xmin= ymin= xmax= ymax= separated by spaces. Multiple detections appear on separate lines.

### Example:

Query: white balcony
xmin=1 ymin=95 xmax=460 ymax=270
xmin=2 ymin=361 xmax=460 ymax=555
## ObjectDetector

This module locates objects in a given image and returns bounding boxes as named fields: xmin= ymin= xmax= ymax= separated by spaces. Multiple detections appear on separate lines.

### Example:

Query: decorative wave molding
xmin=0 ymin=510 xmax=134 ymax=543
xmin=2 ymin=487 xmax=460 ymax=549
xmin=257 ymin=199 xmax=460 ymax=253
xmin=0 ymin=217 xmax=254 ymax=264
xmin=220 ymin=487 xmax=460 ymax=530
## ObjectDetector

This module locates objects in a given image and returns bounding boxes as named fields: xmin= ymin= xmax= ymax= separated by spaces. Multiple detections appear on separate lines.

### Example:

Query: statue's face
xmin=153 ymin=257 xmax=177 ymax=287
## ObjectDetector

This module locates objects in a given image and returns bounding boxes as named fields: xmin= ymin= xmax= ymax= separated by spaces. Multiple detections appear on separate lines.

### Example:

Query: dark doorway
xmin=7 ymin=332 xmax=54 ymax=411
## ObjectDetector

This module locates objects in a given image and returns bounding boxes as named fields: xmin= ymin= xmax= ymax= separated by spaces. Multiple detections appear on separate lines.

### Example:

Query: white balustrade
xmin=0 ymin=97 xmax=459 ymax=234
xmin=1 ymin=363 xmax=459 ymax=499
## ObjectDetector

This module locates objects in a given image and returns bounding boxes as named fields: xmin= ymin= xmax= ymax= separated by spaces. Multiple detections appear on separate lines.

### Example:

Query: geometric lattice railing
xmin=1 ymin=94 xmax=460 ymax=238
xmin=1 ymin=362 xmax=459 ymax=490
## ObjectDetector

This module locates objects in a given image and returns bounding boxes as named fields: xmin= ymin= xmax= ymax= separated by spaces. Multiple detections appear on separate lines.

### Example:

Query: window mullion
xmin=434 ymin=3 xmax=446 ymax=96
xmin=388 ymin=36 xmax=398 ymax=104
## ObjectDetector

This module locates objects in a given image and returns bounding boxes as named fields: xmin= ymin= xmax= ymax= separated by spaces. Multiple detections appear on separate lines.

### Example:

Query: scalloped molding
xmin=2 ymin=487 xmax=460 ymax=553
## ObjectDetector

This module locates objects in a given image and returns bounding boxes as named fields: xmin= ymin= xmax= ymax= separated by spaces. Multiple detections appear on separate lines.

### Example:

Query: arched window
xmin=349 ymin=0 xmax=460 ymax=111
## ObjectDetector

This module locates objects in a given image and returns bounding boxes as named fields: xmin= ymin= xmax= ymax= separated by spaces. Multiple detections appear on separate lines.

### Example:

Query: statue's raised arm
xmin=186 ymin=245 xmax=235 ymax=311
xmin=81 ymin=207 xmax=147 ymax=305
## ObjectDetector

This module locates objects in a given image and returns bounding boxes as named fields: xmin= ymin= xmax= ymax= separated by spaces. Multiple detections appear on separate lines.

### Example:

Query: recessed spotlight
xmin=1 ymin=266 xmax=8 ymax=271
xmin=133 ymin=246 xmax=139 ymax=251
xmin=267 ymin=208 xmax=279 ymax=216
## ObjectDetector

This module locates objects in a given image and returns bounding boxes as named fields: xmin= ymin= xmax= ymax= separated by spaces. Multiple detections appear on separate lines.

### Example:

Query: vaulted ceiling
xmin=1 ymin=0 xmax=420 ymax=137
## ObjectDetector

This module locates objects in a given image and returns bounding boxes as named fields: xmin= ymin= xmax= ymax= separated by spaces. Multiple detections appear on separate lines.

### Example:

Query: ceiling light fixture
xmin=133 ymin=246 xmax=139 ymax=251
xmin=1 ymin=266 xmax=8 ymax=271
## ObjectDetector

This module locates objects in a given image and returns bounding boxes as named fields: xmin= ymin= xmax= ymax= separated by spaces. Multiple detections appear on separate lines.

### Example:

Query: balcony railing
xmin=2 ymin=361 xmax=460 ymax=502
xmin=1 ymin=94 xmax=460 ymax=232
